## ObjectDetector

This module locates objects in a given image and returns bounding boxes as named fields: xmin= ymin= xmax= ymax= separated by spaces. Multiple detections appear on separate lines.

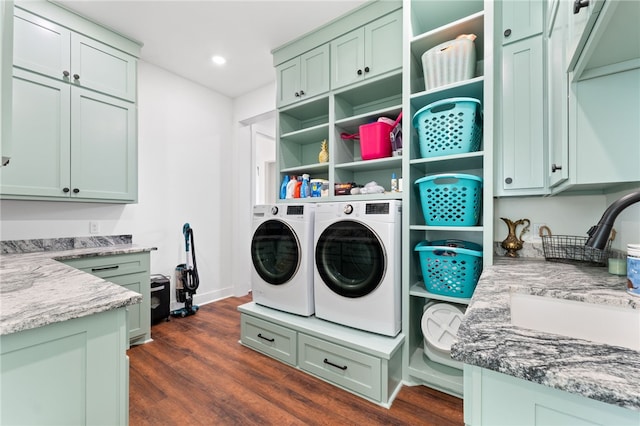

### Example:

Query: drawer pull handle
xmin=257 ymin=333 xmax=274 ymax=342
xmin=91 ymin=265 xmax=119 ymax=272
xmin=323 ymin=358 xmax=347 ymax=371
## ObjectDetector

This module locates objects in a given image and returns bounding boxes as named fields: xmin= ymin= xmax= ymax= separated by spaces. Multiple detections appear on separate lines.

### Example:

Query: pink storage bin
xmin=359 ymin=121 xmax=393 ymax=160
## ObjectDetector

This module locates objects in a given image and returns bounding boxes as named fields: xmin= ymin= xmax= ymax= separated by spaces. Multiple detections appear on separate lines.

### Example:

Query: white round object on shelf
xmin=421 ymin=303 xmax=465 ymax=353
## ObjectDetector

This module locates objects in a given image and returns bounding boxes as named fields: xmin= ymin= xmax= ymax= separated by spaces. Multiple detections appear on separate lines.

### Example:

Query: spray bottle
xmin=301 ymin=174 xmax=310 ymax=198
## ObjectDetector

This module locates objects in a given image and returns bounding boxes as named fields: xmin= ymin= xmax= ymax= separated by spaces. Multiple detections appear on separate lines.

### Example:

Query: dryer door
xmin=251 ymin=219 xmax=300 ymax=285
xmin=315 ymin=220 xmax=385 ymax=298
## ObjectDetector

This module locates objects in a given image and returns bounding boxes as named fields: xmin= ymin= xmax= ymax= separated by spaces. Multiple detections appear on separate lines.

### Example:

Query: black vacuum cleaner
xmin=171 ymin=223 xmax=200 ymax=317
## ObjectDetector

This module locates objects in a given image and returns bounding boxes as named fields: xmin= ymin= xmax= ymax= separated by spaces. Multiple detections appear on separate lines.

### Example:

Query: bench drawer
xmin=241 ymin=315 xmax=297 ymax=366
xmin=298 ymin=333 xmax=381 ymax=400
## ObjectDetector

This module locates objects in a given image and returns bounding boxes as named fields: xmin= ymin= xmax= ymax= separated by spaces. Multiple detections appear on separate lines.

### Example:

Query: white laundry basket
xmin=422 ymin=37 xmax=476 ymax=90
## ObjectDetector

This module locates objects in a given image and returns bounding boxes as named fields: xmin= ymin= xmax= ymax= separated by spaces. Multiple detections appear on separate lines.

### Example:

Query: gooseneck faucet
xmin=585 ymin=190 xmax=640 ymax=250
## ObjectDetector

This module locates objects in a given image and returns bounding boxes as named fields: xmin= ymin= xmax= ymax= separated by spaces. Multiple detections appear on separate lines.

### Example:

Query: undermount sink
xmin=510 ymin=292 xmax=640 ymax=351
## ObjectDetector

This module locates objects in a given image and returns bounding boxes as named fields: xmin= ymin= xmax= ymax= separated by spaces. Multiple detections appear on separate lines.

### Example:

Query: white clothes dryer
xmin=313 ymin=200 xmax=402 ymax=336
xmin=251 ymin=204 xmax=315 ymax=316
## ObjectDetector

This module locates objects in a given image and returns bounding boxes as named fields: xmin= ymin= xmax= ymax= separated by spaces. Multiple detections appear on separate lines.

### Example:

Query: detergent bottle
xmin=279 ymin=175 xmax=290 ymax=199
xmin=294 ymin=177 xmax=302 ymax=198
xmin=286 ymin=175 xmax=296 ymax=198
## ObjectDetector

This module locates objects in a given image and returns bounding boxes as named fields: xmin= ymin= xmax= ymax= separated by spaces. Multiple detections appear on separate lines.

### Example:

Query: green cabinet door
xmin=363 ymin=9 xmax=402 ymax=81
xmin=276 ymin=57 xmax=301 ymax=107
xmin=70 ymin=87 xmax=137 ymax=201
xmin=1 ymin=0 xmax=14 ymax=166
xmin=501 ymin=0 xmax=543 ymax=45
xmin=13 ymin=8 xmax=70 ymax=80
xmin=547 ymin=0 xmax=569 ymax=188
xmin=331 ymin=10 xmax=402 ymax=91
xmin=500 ymin=36 xmax=545 ymax=194
xmin=300 ymin=44 xmax=329 ymax=101
xmin=107 ymin=271 xmax=150 ymax=343
xmin=71 ymin=32 xmax=137 ymax=102
xmin=1 ymin=69 xmax=71 ymax=198
xmin=1 ymin=308 xmax=129 ymax=426
xmin=331 ymin=27 xmax=365 ymax=90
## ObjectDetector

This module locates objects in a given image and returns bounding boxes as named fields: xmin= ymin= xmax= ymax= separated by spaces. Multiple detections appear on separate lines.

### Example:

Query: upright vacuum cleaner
xmin=171 ymin=223 xmax=200 ymax=317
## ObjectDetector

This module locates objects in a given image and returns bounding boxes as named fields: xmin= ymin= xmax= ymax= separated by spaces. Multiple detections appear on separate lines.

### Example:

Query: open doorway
xmin=250 ymin=113 xmax=276 ymax=206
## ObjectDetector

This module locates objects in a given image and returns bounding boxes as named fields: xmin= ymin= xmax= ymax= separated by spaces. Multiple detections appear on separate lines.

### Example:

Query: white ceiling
xmin=55 ymin=0 xmax=369 ymax=99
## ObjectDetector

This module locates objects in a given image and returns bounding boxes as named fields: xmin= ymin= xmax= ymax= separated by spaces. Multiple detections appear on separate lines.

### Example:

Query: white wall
xmin=0 ymin=61 xmax=235 ymax=308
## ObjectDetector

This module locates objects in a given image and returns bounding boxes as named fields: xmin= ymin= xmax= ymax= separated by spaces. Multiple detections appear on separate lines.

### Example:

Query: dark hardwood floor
xmin=128 ymin=295 xmax=464 ymax=425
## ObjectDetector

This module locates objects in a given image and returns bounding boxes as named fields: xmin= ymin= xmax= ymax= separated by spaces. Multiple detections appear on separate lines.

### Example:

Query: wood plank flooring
xmin=128 ymin=295 xmax=464 ymax=425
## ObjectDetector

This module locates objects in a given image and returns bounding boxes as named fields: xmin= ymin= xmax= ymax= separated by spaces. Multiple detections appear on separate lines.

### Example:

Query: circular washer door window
xmin=315 ymin=220 xmax=385 ymax=298
xmin=251 ymin=220 xmax=300 ymax=285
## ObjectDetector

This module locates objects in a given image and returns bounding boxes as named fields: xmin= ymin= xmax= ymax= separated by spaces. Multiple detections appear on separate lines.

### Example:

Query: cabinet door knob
xmin=357 ymin=69 xmax=363 ymax=75
xmin=551 ymin=163 xmax=563 ymax=172
xmin=73 ymin=74 xmax=80 ymax=80
xmin=73 ymin=188 xmax=80 ymax=194
xmin=573 ymin=0 xmax=590 ymax=14
xmin=364 ymin=66 xmax=370 ymax=73
xmin=63 ymin=187 xmax=70 ymax=193
xmin=299 ymin=90 xmax=305 ymax=96
xmin=294 ymin=92 xmax=300 ymax=97
xmin=62 ymin=70 xmax=70 ymax=77
xmin=505 ymin=177 xmax=513 ymax=184
xmin=504 ymin=28 xmax=512 ymax=37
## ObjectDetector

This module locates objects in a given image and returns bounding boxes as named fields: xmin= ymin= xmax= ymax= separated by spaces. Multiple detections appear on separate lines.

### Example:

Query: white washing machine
xmin=314 ymin=200 xmax=402 ymax=336
xmin=251 ymin=204 xmax=315 ymax=316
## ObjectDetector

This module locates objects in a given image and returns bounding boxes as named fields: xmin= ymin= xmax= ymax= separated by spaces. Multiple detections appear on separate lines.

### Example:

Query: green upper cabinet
xmin=276 ymin=44 xmax=329 ymax=108
xmin=500 ymin=0 xmax=543 ymax=45
xmin=13 ymin=8 xmax=136 ymax=102
xmin=1 ymin=69 xmax=137 ymax=202
xmin=547 ymin=0 xmax=569 ymax=188
xmin=2 ymin=70 xmax=71 ymax=197
xmin=1 ymin=0 xmax=14 ymax=167
xmin=70 ymin=88 xmax=137 ymax=201
xmin=330 ymin=9 xmax=402 ymax=91
xmin=497 ymin=0 xmax=546 ymax=196
xmin=2 ymin=2 xmax=140 ymax=203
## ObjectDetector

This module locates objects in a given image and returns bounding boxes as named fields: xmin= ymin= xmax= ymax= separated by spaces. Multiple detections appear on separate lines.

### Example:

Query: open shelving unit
xmin=401 ymin=0 xmax=494 ymax=397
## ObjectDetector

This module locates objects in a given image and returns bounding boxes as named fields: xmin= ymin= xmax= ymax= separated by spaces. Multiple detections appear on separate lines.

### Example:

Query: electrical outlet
xmin=532 ymin=223 xmax=545 ymax=240
xmin=90 ymin=221 xmax=100 ymax=234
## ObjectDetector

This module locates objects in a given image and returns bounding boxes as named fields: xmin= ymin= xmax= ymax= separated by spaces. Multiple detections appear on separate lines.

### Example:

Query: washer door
xmin=251 ymin=219 xmax=300 ymax=285
xmin=315 ymin=220 xmax=385 ymax=298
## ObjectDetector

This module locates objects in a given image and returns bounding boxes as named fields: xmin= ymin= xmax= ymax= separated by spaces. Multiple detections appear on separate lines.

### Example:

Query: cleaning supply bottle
xmin=293 ymin=176 xmax=302 ymax=198
xmin=286 ymin=175 xmax=296 ymax=199
xmin=279 ymin=175 xmax=290 ymax=199
xmin=391 ymin=173 xmax=398 ymax=192
xmin=301 ymin=174 xmax=310 ymax=198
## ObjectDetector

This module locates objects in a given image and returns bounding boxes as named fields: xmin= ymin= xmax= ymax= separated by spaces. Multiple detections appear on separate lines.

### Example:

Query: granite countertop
xmin=0 ymin=239 xmax=155 ymax=336
xmin=451 ymin=258 xmax=640 ymax=411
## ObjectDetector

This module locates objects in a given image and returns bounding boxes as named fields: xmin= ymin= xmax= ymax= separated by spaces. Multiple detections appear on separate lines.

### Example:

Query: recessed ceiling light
xmin=211 ymin=55 xmax=226 ymax=65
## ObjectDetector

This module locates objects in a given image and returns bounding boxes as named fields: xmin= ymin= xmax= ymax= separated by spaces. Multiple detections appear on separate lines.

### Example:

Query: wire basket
xmin=539 ymin=226 xmax=613 ymax=266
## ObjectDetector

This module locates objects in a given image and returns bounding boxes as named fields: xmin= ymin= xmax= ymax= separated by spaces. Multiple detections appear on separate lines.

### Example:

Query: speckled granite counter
xmin=451 ymin=258 xmax=640 ymax=411
xmin=0 ymin=238 xmax=156 ymax=336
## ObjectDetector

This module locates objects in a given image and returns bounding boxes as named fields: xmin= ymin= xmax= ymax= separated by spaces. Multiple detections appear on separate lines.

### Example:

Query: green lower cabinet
xmin=464 ymin=365 xmax=640 ymax=425
xmin=1 ymin=308 xmax=129 ymax=426
xmin=62 ymin=252 xmax=151 ymax=345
